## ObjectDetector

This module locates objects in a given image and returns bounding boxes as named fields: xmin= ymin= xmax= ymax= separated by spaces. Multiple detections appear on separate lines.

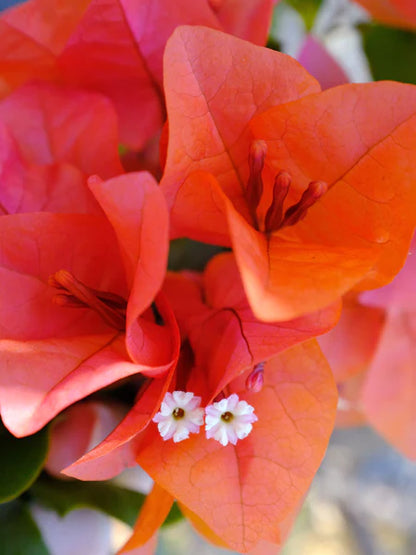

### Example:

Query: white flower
xmin=153 ymin=391 xmax=204 ymax=442
xmin=205 ymin=394 xmax=257 ymax=446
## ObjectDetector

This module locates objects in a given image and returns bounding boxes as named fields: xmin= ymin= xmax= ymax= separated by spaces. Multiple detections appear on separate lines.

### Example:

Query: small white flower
xmin=153 ymin=391 xmax=204 ymax=443
xmin=205 ymin=394 xmax=257 ymax=446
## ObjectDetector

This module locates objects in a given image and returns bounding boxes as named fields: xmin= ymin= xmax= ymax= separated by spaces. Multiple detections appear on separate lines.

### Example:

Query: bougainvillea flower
xmin=0 ymin=0 xmax=275 ymax=148
xmin=297 ymin=35 xmax=349 ymax=90
xmin=353 ymin=0 xmax=416 ymax=29
xmin=65 ymin=251 xmax=339 ymax=476
xmin=0 ymin=171 xmax=179 ymax=437
xmin=204 ymin=393 xmax=258 ymax=446
xmin=162 ymin=26 xmax=416 ymax=322
xmin=0 ymin=82 xmax=122 ymax=215
xmin=153 ymin=391 xmax=204 ymax=442
xmin=65 ymin=252 xmax=338 ymax=550
xmin=134 ymin=341 xmax=337 ymax=553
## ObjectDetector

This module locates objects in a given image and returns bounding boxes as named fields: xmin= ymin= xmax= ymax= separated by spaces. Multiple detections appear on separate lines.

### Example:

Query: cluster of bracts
xmin=0 ymin=0 xmax=415 ymax=552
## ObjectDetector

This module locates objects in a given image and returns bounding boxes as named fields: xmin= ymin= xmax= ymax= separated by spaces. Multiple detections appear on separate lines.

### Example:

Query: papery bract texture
xmin=0 ymin=0 xmax=90 ymax=96
xmin=0 ymin=172 xmax=178 ymax=437
xmin=66 ymin=253 xmax=338 ymax=550
xmin=64 ymin=251 xmax=338 ymax=481
xmin=164 ymin=253 xmax=340 ymax=401
xmin=136 ymin=341 xmax=337 ymax=552
xmin=207 ymin=0 xmax=276 ymax=45
xmin=0 ymin=0 xmax=276 ymax=148
xmin=161 ymin=25 xmax=320 ymax=245
xmin=162 ymin=28 xmax=416 ymax=322
xmin=0 ymin=82 xmax=122 ymax=215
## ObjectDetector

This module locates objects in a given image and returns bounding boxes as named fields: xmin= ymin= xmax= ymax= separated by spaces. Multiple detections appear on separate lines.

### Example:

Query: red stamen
xmin=281 ymin=180 xmax=328 ymax=228
xmin=245 ymin=362 xmax=265 ymax=393
xmin=246 ymin=140 xmax=267 ymax=226
xmin=264 ymin=171 xmax=291 ymax=233
xmin=49 ymin=270 xmax=126 ymax=331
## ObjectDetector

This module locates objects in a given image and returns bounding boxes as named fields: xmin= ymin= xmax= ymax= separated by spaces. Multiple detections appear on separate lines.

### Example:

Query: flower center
xmin=172 ymin=407 xmax=185 ymax=419
xmin=246 ymin=140 xmax=328 ymax=234
xmin=221 ymin=411 xmax=234 ymax=423
xmin=49 ymin=270 xmax=127 ymax=331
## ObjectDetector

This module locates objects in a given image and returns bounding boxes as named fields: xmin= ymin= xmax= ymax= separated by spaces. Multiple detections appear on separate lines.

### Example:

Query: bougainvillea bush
xmin=0 ymin=0 xmax=415 ymax=553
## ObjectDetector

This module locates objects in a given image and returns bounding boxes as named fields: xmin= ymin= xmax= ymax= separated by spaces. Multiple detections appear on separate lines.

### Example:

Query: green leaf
xmin=362 ymin=24 xmax=416 ymax=84
xmin=0 ymin=501 xmax=49 ymax=555
xmin=0 ymin=425 xmax=49 ymax=503
xmin=284 ymin=0 xmax=323 ymax=30
xmin=162 ymin=502 xmax=184 ymax=527
xmin=168 ymin=238 xmax=227 ymax=271
xmin=31 ymin=476 xmax=145 ymax=527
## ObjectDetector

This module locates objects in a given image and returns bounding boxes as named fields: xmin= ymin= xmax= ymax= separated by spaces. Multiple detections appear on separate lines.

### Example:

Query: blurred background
xmin=152 ymin=427 xmax=416 ymax=555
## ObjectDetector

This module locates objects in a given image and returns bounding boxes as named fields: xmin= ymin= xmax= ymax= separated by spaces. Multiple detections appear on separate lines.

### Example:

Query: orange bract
xmin=119 ymin=483 xmax=174 ymax=553
xmin=162 ymin=27 xmax=416 ymax=321
xmin=354 ymin=0 xmax=416 ymax=29
xmin=136 ymin=341 xmax=337 ymax=552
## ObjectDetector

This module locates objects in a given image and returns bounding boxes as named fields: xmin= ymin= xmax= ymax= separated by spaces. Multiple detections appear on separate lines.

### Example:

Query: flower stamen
xmin=49 ymin=270 xmax=127 ymax=331
xmin=245 ymin=140 xmax=267 ymax=228
xmin=245 ymin=142 xmax=328 ymax=234
xmin=221 ymin=411 xmax=234 ymax=422
xmin=172 ymin=407 xmax=185 ymax=419
xmin=245 ymin=361 xmax=265 ymax=393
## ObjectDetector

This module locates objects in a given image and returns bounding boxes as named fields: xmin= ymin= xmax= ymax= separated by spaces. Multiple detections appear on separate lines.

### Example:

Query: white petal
xmin=205 ymin=394 xmax=257 ymax=446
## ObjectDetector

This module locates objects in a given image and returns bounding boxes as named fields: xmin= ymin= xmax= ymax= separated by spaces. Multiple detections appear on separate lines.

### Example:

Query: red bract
xmin=0 ymin=0 xmax=275 ymax=148
xmin=162 ymin=26 xmax=416 ymax=322
xmin=66 ymin=253 xmax=338 ymax=551
xmin=323 ymin=235 xmax=416 ymax=459
xmin=207 ymin=0 xmax=277 ymax=45
xmin=45 ymin=401 xmax=125 ymax=477
xmin=0 ymin=172 xmax=179 ymax=437
xmin=0 ymin=82 xmax=122 ymax=215
xmin=353 ymin=0 xmax=416 ymax=29
xmin=164 ymin=253 xmax=340 ymax=401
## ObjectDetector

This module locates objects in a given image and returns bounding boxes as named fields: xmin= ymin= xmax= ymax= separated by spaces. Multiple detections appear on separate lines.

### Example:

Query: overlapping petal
xmin=0 ymin=1 xmax=276 ymax=148
xmin=207 ymin=0 xmax=277 ymax=45
xmin=162 ymin=253 xmax=340 ymax=400
xmin=136 ymin=341 xmax=337 ymax=552
xmin=0 ymin=82 xmax=122 ymax=214
xmin=245 ymin=82 xmax=416 ymax=319
xmin=0 ymin=171 xmax=177 ymax=437
xmin=161 ymin=25 xmax=320 ymax=242
xmin=162 ymin=29 xmax=416 ymax=322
